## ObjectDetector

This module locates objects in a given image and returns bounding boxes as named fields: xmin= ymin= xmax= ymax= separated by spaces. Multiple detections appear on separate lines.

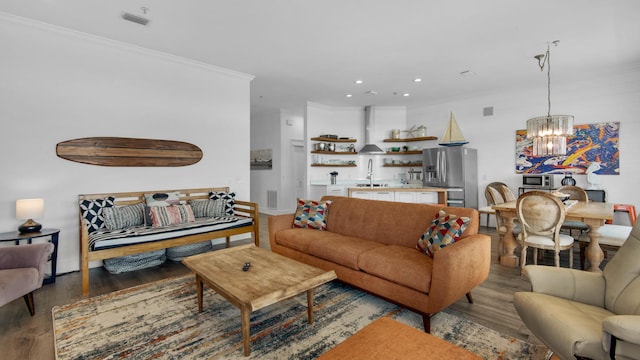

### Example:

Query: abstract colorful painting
xmin=515 ymin=122 xmax=619 ymax=175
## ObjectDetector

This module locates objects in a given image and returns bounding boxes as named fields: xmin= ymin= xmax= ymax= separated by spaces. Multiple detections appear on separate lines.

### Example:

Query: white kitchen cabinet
xmin=326 ymin=185 xmax=346 ymax=196
xmin=310 ymin=185 xmax=346 ymax=200
xmin=374 ymin=191 xmax=394 ymax=201
xmin=415 ymin=191 xmax=439 ymax=204
xmin=350 ymin=191 xmax=372 ymax=200
xmin=394 ymin=191 xmax=416 ymax=203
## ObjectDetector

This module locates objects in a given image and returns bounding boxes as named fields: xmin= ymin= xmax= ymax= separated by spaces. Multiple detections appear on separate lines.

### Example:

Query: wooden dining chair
xmin=579 ymin=203 xmax=637 ymax=269
xmin=557 ymin=185 xmax=589 ymax=237
xmin=485 ymin=183 xmax=521 ymax=253
xmin=516 ymin=191 xmax=574 ymax=274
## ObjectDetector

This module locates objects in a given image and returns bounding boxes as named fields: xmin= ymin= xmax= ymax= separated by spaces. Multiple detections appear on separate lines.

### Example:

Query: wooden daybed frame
xmin=79 ymin=187 xmax=259 ymax=296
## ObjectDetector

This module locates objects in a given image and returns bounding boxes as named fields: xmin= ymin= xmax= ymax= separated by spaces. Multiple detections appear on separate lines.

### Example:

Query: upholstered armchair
xmin=0 ymin=243 xmax=54 ymax=315
xmin=514 ymin=222 xmax=640 ymax=360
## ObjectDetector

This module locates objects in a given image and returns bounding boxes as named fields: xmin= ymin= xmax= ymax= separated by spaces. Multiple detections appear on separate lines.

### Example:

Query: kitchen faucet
xmin=367 ymin=158 xmax=374 ymax=188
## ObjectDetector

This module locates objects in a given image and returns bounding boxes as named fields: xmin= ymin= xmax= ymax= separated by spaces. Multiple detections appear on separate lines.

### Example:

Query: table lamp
xmin=16 ymin=198 xmax=44 ymax=233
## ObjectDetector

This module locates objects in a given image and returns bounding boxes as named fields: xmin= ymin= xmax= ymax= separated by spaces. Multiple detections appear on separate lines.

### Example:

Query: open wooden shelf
xmin=383 ymin=136 xmax=437 ymax=142
xmin=386 ymin=151 xmax=422 ymax=155
xmin=311 ymin=150 xmax=358 ymax=155
xmin=383 ymin=163 xmax=423 ymax=167
xmin=311 ymin=137 xmax=357 ymax=142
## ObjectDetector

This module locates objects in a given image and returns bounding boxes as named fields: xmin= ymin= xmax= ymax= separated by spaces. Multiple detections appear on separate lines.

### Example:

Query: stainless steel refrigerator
xmin=422 ymin=147 xmax=478 ymax=208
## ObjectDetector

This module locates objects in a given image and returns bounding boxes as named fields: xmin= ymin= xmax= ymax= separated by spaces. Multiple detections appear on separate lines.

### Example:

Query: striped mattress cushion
xmin=89 ymin=216 xmax=253 ymax=250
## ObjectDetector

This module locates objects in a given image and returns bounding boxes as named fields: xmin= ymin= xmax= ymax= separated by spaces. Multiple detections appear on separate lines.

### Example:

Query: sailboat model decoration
xmin=439 ymin=112 xmax=469 ymax=146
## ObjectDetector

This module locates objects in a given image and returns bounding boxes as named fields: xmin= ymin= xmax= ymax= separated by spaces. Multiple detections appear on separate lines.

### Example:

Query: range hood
xmin=359 ymin=106 xmax=385 ymax=154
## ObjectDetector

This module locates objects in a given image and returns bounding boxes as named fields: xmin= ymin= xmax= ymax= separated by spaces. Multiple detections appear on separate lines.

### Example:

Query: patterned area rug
xmin=53 ymin=275 xmax=546 ymax=359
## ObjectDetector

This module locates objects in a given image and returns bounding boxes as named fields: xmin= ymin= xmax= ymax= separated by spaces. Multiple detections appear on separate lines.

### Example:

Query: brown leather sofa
xmin=268 ymin=196 xmax=491 ymax=332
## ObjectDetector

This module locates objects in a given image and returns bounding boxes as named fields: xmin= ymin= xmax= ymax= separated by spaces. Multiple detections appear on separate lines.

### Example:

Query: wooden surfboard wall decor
xmin=56 ymin=137 xmax=203 ymax=167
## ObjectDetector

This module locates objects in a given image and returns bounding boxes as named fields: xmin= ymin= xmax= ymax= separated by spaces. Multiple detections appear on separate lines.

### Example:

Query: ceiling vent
xmin=122 ymin=12 xmax=150 ymax=26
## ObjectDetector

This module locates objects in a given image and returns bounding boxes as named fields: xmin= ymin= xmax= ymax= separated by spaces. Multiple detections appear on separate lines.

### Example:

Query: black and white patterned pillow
xmin=102 ymin=203 xmax=145 ymax=230
xmin=209 ymin=192 xmax=235 ymax=216
xmin=189 ymin=199 xmax=225 ymax=218
xmin=79 ymin=197 xmax=115 ymax=233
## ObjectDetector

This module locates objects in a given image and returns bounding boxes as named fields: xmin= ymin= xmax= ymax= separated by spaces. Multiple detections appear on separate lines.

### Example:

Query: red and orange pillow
xmin=416 ymin=210 xmax=470 ymax=256
xmin=292 ymin=198 xmax=332 ymax=231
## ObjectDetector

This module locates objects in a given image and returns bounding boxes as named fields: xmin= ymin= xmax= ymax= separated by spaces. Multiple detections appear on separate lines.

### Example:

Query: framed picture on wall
xmin=515 ymin=122 xmax=619 ymax=175
xmin=250 ymin=149 xmax=273 ymax=170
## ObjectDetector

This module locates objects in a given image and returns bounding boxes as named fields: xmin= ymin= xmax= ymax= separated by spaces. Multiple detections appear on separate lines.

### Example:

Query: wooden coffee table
xmin=182 ymin=244 xmax=337 ymax=356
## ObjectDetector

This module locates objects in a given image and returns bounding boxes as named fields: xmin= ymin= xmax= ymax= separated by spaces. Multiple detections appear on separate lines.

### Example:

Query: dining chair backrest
xmin=498 ymin=184 xmax=517 ymax=202
xmin=516 ymin=191 xmax=566 ymax=242
xmin=558 ymin=185 xmax=589 ymax=202
xmin=485 ymin=184 xmax=505 ymax=206
xmin=486 ymin=182 xmax=515 ymax=204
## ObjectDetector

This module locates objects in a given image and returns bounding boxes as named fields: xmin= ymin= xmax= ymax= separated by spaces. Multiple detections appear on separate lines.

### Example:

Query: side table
xmin=0 ymin=228 xmax=60 ymax=284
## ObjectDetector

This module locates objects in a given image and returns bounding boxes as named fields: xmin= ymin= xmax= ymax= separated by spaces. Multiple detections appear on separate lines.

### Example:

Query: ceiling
xmin=2 ymin=0 xmax=639 ymax=114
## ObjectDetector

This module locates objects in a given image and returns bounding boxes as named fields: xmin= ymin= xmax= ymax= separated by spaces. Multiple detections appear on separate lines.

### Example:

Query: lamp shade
xmin=16 ymin=198 xmax=44 ymax=220
xmin=526 ymin=115 xmax=574 ymax=157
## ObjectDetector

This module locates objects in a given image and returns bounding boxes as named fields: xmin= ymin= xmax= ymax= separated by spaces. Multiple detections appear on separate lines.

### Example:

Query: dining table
xmin=492 ymin=200 xmax=614 ymax=272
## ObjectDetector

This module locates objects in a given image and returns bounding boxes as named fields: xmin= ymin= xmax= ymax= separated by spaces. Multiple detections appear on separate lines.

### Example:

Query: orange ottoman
xmin=318 ymin=317 xmax=481 ymax=360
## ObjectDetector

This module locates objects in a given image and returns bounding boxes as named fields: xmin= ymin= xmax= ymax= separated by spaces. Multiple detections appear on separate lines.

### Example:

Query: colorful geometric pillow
xmin=416 ymin=210 xmax=470 ymax=257
xmin=188 ymin=199 xmax=226 ymax=218
xmin=144 ymin=192 xmax=181 ymax=207
xmin=149 ymin=204 xmax=196 ymax=228
xmin=103 ymin=203 xmax=145 ymax=230
xmin=209 ymin=192 xmax=235 ymax=216
xmin=292 ymin=198 xmax=332 ymax=231
xmin=79 ymin=197 xmax=115 ymax=233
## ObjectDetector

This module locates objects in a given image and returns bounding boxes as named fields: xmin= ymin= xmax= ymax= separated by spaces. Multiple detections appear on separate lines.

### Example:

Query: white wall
xmin=407 ymin=69 xmax=640 ymax=208
xmin=0 ymin=14 xmax=253 ymax=274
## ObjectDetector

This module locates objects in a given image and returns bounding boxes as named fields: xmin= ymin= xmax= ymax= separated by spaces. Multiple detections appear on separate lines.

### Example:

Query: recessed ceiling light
xmin=354 ymin=80 xmax=363 ymax=84
xmin=345 ymin=94 xmax=353 ymax=98
xmin=413 ymin=78 xmax=422 ymax=83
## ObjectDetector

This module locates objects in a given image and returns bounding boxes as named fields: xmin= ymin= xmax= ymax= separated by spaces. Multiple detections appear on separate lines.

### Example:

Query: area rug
xmin=53 ymin=275 xmax=547 ymax=359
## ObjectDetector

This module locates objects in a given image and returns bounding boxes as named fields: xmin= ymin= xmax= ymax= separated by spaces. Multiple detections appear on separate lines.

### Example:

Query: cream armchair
xmin=514 ymin=222 xmax=640 ymax=360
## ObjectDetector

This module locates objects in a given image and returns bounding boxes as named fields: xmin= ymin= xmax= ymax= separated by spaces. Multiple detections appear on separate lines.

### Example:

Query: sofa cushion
xmin=189 ymin=199 xmax=225 ymax=218
xmin=144 ymin=192 xmax=181 ymax=206
xmin=103 ymin=203 xmax=145 ymax=231
xmin=209 ymin=191 xmax=236 ymax=215
xmin=293 ymin=199 xmax=332 ymax=231
xmin=358 ymin=245 xmax=434 ymax=293
xmin=416 ymin=210 xmax=470 ymax=257
xmin=79 ymin=197 xmax=115 ymax=233
xmin=305 ymin=235 xmax=386 ymax=270
xmin=149 ymin=204 xmax=196 ymax=228
xmin=275 ymin=228 xmax=344 ymax=254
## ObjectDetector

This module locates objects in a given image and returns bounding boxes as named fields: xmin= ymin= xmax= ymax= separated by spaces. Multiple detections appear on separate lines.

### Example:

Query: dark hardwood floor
xmin=0 ymin=213 xmax=613 ymax=359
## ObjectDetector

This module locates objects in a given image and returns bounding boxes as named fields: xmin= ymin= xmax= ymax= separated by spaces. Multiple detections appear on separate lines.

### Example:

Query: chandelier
xmin=526 ymin=40 xmax=574 ymax=157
